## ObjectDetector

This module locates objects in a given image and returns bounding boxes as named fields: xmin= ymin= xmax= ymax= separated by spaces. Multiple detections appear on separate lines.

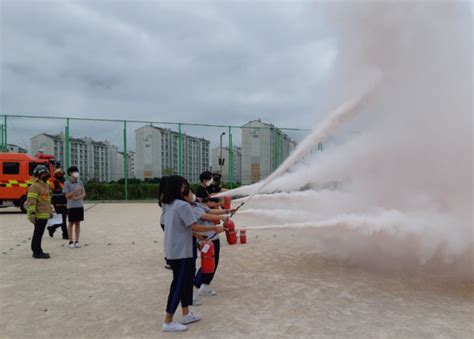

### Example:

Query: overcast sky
xmin=1 ymin=0 xmax=337 ymax=150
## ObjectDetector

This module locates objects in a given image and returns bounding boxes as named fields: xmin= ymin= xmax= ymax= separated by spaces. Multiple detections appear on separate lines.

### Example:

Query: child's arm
xmin=207 ymin=208 xmax=237 ymax=215
xmin=204 ymin=200 xmax=223 ymax=209
xmin=200 ymin=213 xmax=227 ymax=223
xmin=63 ymin=183 xmax=79 ymax=199
xmin=74 ymin=183 xmax=86 ymax=200
xmin=73 ymin=191 xmax=86 ymax=200
xmin=191 ymin=223 xmax=224 ymax=233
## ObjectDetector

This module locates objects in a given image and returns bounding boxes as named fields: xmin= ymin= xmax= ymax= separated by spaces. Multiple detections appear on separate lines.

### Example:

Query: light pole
xmin=219 ymin=132 xmax=226 ymax=176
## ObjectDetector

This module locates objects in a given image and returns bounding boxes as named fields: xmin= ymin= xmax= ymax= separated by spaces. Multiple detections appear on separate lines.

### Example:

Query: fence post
xmin=178 ymin=123 xmax=183 ymax=176
xmin=272 ymin=127 xmax=277 ymax=171
xmin=2 ymin=115 xmax=7 ymax=152
xmin=276 ymin=128 xmax=281 ymax=167
xmin=228 ymin=126 xmax=233 ymax=189
xmin=65 ymin=118 xmax=70 ymax=171
xmin=0 ymin=117 xmax=4 ymax=152
xmin=124 ymin=120 xmax=128 ymax=201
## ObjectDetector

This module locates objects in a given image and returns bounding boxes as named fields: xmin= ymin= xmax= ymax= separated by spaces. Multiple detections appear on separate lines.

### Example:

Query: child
xmin=196 ymin=171 xmax=222 ymax=208
xmin=189 ymin=193 xmax=235 ymax=299
xmin=47 ymin=168 xmax=69 ymax=240
xmin=208 ymin=172 xmax=228 ymax=194
xmin=63 ymin=166 xmax=86 ymax=249
xmin=159 ymin=175 xmax=224 ymax=332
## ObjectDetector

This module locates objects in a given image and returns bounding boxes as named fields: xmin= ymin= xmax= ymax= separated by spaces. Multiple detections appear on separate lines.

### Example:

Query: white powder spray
xmin=225 ymin=2 xmax=473 ymax=278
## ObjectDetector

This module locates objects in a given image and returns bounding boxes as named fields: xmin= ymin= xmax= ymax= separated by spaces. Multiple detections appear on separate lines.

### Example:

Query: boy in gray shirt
xmin=63 ymin=166 xmax=86 ymax=249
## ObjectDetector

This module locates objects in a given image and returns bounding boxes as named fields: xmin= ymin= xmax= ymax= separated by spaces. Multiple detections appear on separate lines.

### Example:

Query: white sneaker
xmin=197 ymin=284 xmax=217 ymax=296
xmin=192 ymin=288 xmax=202 ymax=306
xmin=180 ymin=312 xmax=201 ymax=325
xmin=68 ymin=243 xmax=75 ymax=249
xmin=162 ymin=322 xmax=188 ymax=332
xmin=74 ymin=242 xmax=81 ymax=248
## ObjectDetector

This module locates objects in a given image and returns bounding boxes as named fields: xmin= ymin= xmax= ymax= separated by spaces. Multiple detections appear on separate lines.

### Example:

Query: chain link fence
xmin=1 ymin=114 xmax=312 ymax=200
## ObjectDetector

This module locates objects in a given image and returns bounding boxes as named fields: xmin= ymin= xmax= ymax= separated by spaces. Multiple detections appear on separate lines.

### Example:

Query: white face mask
xmin=72 ymin=172 xmax=80 ymax=179
xmin=191 ymin=194 xmax=197 ymax=203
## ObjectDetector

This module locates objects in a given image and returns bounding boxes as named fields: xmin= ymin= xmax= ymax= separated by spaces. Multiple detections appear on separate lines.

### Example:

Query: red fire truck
xmin=0 ymin=152 xmax=56 ymax=213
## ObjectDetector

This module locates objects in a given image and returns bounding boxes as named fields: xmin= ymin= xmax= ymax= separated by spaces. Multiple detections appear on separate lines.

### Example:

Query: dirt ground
xmin=1 ymin=203 xmax=473 ymax=338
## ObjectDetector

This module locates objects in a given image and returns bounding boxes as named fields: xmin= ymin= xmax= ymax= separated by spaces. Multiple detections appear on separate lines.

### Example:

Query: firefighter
xmin=27 ymin=165 xmax=53 ymax=259
xmin=47 ymin=168 xmax=69 ymax=240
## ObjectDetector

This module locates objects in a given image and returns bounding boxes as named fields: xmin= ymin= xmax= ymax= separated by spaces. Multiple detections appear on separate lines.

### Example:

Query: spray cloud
xmin=228 ymin=1 xmax=473 ymax=278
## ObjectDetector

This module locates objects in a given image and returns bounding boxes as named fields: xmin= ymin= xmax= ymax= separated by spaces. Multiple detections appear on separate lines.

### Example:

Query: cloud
xmin=1 ymin=0 xmax=335 ymax=150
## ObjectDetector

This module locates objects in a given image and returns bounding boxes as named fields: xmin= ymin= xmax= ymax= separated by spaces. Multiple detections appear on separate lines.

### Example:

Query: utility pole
xmin=219 ymin=131 xmax=226 ymax=176
xmin=124 ymin=120 xmax=128 ymax=201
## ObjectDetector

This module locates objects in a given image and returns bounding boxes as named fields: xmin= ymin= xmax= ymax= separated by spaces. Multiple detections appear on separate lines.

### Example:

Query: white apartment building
xmin=31 ymin=133 xmax=118 ymax=182
xmin=135 ymin=125 xmax=210 ymax=182
xmin=241 ymin=119 xmax=295 ymax=184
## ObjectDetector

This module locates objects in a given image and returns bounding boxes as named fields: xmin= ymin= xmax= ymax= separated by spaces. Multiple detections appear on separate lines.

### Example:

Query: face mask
xmin=72 ymin=172 xmax=80 ymax=179
xmin=191 ymin=194 xmax=197 ymax=203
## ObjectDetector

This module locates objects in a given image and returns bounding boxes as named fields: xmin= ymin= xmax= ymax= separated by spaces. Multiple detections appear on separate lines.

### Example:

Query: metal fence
xmin=1 ymin=114 xmax=315 ymax=200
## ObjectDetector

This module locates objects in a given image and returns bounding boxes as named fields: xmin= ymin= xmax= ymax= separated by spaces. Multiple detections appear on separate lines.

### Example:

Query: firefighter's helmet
xmin=33 ymin=165 xmax=50 ymax=177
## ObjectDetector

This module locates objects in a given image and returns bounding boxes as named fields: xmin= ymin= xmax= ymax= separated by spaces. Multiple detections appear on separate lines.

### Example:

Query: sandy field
xmin=1 ymin=203 xmax=473 ymax=338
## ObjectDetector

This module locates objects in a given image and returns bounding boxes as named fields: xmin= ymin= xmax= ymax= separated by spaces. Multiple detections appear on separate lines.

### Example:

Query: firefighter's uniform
xmin=27 ymin=177 xmax=53 ymax=257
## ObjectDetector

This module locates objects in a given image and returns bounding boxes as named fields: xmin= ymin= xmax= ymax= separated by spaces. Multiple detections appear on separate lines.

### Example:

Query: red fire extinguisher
xmin=223 ymin=195 xmax=231 ymax=209
xmin=224 ymin=219 xmax=238 ymax=245
xmin=240 ymin=228 xmax=247 ymax=244
xmin=200 ymin=240 xmax=215 ymax=273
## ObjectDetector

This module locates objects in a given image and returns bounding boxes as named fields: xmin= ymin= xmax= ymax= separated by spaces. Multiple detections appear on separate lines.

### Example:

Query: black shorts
xmin=68 ymin=207 xmax=84 ymax=222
